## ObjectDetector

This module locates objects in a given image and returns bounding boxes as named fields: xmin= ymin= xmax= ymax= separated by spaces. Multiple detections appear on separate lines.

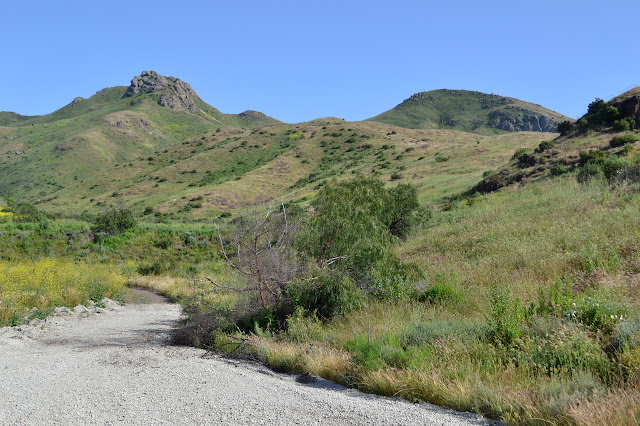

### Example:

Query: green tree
xmin=298 ymin=176 xmax=421 ymax=288
xmin=557 ymin=120 xmax=572 ymax=136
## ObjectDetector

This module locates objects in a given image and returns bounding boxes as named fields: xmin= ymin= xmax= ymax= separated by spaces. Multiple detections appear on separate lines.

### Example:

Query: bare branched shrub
xmin=215 ymin=204 xmax=305 ymax=309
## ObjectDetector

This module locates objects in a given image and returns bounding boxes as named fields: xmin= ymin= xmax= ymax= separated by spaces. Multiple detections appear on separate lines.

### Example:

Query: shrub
xmin=286 ymin=272 xmax=362 ymax=320
xmin=520 ymin=316 xmax=609 ymax=378
xmin=92 ymin=208 xmax=136 ymax=236
xmin=602 ymin=155 xmax=627 ymax=180
xmin=574 ymin=292 xmax=629 ymax=334
xmin=415 ymin=273 xmax=464 ymax=305
xmin=577 ymin=163 xmax=604 ymax=183
xmin=550 ymin=164 xmax=567 ymax=176
xmin=610 ymin=134 xmax=638 ymax=148
xmin=612 ymin=317 xmax=640 ymax=351
xmin=620 ymin=144 xmax=635 ymax=157
xmin=578 ymin=150 xmax=606 ymax=167
xmin=613 ymin=119 xmax=631 ymax=132
xmin=558 ymin=120 xmax=572 ymax=136
xmin=488 ymin=287 xmax=525 ymax=346
xmin=535 ymin=141 xmax=554 ymax=153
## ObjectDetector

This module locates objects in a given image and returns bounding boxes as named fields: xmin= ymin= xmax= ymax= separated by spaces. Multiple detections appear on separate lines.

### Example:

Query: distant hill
xmin=0 ymin=71 xmax=281 ymax=210
xmin=0 ymin=112 xmax=36 ymax=126
xmin=367 ymin=89 xmax=573 ymax=135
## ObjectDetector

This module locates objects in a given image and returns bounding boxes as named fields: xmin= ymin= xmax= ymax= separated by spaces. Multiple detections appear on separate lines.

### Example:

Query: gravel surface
xmin=0 ymin=299 xmax=490 ymax=425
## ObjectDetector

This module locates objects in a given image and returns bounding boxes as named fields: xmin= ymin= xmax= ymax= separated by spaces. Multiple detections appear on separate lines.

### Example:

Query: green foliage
xmin=511 ymin=148 xmax=531 ymax=161
xmin=519 ymin=317 xmax=609 ymax=378
xmin=610 ymin=134 xmax=638 ymax=148
xmin=613 ymin=118 xmax=631 ymax=132
xmin=488 ymin=287 xmax=525 ymax=346
xmin=285 ymin=307 xmax=323 ymax=343
xmin=92 ymin=208 xmax=136 ymax=236
xmin=574 ymin=292 xmax=629 ymax=334
xmin=578 ymin=149 xmax=607 ymax=167
xmin=558 ymin=120 xmax=572 ymax=136
xmin=402 ymin=320 xmax=488 ymax=346
xmin=550 ymin=164 xmax=567 ymax=176
xmin=8 ymin=202 xmax=43 ymax=223
xmin=612 ymin=317 xmax=640 ymax=351
xmin=287 ymin=272 xmax=362 ymax=320
xmin=299 ymin=176 xmax=421 ymax=288
xmin=534 ymin=278 xmax=573 ymax=317
xmin=535 ymin=141 xmax=554 ymax=153
xmin=415 ymin=273 xmax=464 ymax=305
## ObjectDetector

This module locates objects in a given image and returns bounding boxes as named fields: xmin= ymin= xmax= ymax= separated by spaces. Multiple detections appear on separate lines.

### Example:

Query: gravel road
xmin=0 ymin=296 xmax=489 ymax=425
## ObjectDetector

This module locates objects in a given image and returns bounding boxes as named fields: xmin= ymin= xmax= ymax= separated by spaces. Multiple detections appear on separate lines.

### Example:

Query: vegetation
xmin=3 ymin=81 xmax=640 ymax=424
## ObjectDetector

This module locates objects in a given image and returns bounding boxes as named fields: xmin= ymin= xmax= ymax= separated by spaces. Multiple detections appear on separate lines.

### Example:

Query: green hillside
xmin=476 ymin=87 xmax=640 ymax=193
xmin=368 ymin=89 xmax=573 ymax=135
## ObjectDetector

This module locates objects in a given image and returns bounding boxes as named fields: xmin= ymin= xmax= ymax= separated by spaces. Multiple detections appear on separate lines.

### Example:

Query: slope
xmin=368 ymin=89 xmax=573 ymax=135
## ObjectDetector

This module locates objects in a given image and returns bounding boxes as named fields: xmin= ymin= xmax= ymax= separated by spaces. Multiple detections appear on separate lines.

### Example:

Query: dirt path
xmin=0 ymin=297 xmax=489 ymax=425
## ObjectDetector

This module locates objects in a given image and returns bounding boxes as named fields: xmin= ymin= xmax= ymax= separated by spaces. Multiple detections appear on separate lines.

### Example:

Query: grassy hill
xmin=0 ymin=71 xmax=281 ymax=211
xmin=475 ymin=87 xmax=640 ymax=193
xmin=368 ymin=89 xmax=573 ymax=135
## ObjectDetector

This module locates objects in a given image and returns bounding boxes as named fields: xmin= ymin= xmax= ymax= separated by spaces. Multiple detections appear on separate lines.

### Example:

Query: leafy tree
xmin=298 ymin=176 xmax=421 ymax=289
xmin=587 ymin=98 xmax=606 ymax=115
xmin=557 ymin=120 xmax=572 ymax=136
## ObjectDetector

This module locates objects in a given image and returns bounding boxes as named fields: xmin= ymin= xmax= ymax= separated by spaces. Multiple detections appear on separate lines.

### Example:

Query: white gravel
xmin=0 ymin=300 xmax=490 ymax=425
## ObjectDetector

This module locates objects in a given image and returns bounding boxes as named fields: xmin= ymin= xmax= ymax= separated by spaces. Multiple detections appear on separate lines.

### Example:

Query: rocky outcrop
xmin=488 ymin=109 xmax=558 ymax=133
xmin=612 ymin=95 xmax=640 ymax=128
xmin=124 ymin=70 xmax=199 ymax=112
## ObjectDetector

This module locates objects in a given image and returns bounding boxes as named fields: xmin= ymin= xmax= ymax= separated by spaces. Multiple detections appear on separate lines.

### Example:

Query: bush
xmin=612 ymin=317 xmax=640 ymax=351
xmin=286 ymin=272 xmax=362 ymax=320
xmin=577 ymin=163 xmax=604 ymax=183
xmin=488 ymin=287 xmax=525 ymax=346
xmin=520 ymin=317 xmax=608 ymax=378
xmin=613 ymin=119 xmax=631 ymax=132
xmin=535 ymin=141 xmax=554 ymax=153
xmin=610 ymin=134 xmax=638 ymax=148
xmin=558 ymin=120 xmax=572 ymax=136
xmin=92 ymin=208 xmax=136 ymax=236
xmin=578 ymin=150 xmax=606 ymax=167
xmin=550 ymin=164 xmax=567 ymax=176
xmin=574 ymin=292 xmax=629 ymax=334
xmin=511 ymin=148 xmax=531 ymax=161
xmin=415 ymin=273 xmax=464 ymax=305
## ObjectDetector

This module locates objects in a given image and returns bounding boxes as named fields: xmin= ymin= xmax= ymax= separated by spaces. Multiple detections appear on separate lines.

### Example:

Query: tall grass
xmin=0 ymin=259 xmax=125 ymax=326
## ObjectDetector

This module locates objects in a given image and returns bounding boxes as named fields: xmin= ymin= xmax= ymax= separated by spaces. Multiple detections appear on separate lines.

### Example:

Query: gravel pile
xmin=0 ymin=299 xmax=490 ymax=425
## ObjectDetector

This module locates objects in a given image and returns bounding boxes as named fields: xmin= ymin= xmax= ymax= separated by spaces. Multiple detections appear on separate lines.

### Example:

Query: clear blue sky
xmin=2 ymin=0 xmax=639 ymax=123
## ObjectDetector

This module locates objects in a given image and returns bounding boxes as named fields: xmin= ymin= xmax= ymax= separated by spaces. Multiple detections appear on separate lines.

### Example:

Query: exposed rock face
xmin=124 ymin=70 xmax=199 ymax=112
xmin=612 ymin=95 xmax=640 ymax=128
xmin=488 ymin=109 xmax=558 ymax=132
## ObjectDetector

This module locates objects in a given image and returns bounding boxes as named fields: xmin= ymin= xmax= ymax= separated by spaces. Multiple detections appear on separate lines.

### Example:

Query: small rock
xmin=100 ymin=298 xmax=121 ymax=311
xmin=74 ymin=305 xmax=89 ymax=314
xmin=295 ymin=372 xmax=318 ymax=384
xmin=54 ymin=307 xmax=72 ymax=316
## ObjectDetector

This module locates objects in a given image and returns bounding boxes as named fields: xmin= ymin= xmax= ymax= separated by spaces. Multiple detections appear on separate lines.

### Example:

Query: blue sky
xmin=2 ymin=0 xmax=639 ymax=123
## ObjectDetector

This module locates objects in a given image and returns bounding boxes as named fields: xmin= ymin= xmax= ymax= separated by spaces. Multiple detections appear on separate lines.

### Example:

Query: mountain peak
xmin=124 ymin=70 xmax=199 ymax=111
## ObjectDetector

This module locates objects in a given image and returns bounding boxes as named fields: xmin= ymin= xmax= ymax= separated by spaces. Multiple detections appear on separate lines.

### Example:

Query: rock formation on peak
xmin=124 ymin=70 xmax=199 ymax=112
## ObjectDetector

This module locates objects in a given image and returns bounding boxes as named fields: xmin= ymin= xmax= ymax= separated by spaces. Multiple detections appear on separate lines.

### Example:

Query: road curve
xmin=0 ymin=299 xmax=489 ymax=425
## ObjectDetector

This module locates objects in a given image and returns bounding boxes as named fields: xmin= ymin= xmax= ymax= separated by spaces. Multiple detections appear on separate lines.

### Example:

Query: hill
xmin=0 ymin=71 xmax=281 ymax=211
xmin=475 ymin=87 xmax=640 ymax=193
xmin=0 ymin=75 xmax=568 ymax=219
xmin=367 ymin=89 xmax=573 ymax=135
